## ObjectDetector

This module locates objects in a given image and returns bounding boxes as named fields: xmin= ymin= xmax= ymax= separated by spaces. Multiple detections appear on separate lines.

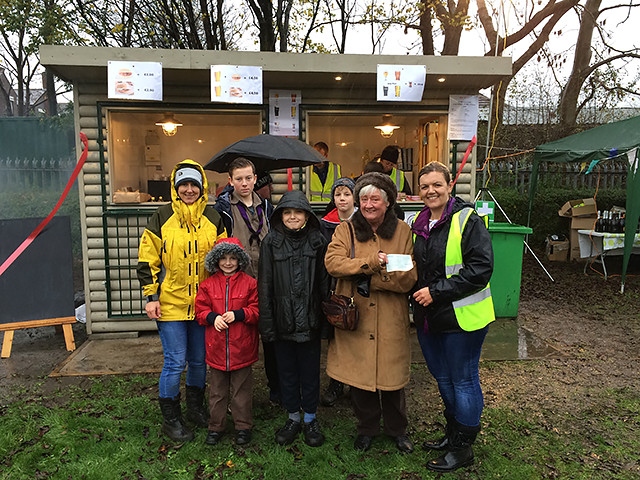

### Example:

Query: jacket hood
xmin=170 ymin=159 xmax=209 ymax=202
xmin=271 ymin=189 xmax=320 ymax=231
xmin=169 ymin=159 xmax=209 ymax=226
xmin=205 ymin=237 xmax=251 ymax=273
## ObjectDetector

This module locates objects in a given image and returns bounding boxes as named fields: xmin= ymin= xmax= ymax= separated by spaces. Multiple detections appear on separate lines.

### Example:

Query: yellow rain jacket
xmin=137 ymin=160 xmax=227 ymax=321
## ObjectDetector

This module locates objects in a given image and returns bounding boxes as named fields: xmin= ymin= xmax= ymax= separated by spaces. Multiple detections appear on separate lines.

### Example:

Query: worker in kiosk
xmin=309 ymin=141 xmax=342 ymax=202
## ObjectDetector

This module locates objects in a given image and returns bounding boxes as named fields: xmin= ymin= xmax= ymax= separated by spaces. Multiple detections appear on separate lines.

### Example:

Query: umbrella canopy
xmin=204 ymin=134 xmax=325 ymax=173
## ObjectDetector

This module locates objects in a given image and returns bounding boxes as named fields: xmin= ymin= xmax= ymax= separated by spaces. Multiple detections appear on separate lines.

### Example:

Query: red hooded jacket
xmin=195 ymin=269 xmax=259 ymax=371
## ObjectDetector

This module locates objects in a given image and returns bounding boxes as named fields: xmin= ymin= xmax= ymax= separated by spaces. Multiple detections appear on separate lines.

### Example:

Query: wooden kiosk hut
xmin=40 ymin=46 xmax=511 ymax=335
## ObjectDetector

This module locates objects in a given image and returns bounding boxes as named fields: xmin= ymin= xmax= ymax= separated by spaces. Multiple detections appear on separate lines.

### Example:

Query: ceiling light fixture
xmin=374 ymin=114 xmax=400 ymax=139
xmin=437 ymin=77 xmax=446 ymax=83
xmin=155 ymin=112 xmax=183 ymax=137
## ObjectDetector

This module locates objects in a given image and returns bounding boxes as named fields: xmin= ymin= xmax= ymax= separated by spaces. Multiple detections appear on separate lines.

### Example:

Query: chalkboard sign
xmin=0 ymin=216 xmax=74 ymax=324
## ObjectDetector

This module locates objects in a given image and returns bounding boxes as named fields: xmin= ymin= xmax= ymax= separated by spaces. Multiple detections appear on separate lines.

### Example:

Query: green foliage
xmin=485 ymin=187 xmax=627 ymax=248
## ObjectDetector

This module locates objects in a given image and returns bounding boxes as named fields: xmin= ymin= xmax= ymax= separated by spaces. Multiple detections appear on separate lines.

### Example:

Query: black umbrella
xmin=204 ymin=134 xmax=325 ymax=173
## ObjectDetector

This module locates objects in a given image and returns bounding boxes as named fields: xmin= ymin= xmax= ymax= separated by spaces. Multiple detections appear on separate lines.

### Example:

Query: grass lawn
xmin=1 ymin=366 xmax=638 ymax=480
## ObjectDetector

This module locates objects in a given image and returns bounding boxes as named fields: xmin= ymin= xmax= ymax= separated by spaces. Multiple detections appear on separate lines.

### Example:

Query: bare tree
xmin=71 ymin=0 xmax=242 ymax=50
xmin=0 ymin=0 xmax=74 ymax=116
xmin=557 ymin=0 xmax=640 ymax=131
xmin=245 ymin=0 xmax=277 ymax=50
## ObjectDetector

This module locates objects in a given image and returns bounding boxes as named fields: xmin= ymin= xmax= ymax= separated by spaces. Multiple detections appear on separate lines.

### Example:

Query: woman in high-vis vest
xmin=411 ymin=161 xmax=495 ymax=473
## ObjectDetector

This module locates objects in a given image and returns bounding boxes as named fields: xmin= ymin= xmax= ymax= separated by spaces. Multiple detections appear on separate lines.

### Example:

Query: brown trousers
xmin=207 ymin=366 xmax=253 ymax=432
xmin=350 ymin=386 xmax=408 ymax=437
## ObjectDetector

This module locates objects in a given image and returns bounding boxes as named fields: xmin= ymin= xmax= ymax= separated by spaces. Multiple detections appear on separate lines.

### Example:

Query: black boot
xmin=426 ymin=421 xmax=479 ymax=472
xmin=422 ymin=410 xmax=454 ymax=451
xmin=321 ymin=378 xmax=345 ymax=407
xmin=185 ymin=385 xmax=209 ymax=428
xmin=159 ymin=394 xmax=194 ymax=443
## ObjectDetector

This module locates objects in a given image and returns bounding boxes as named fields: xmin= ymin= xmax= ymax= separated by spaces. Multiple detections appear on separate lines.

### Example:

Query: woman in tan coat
xmin=325 ymin=172 xmax=417 ymax=453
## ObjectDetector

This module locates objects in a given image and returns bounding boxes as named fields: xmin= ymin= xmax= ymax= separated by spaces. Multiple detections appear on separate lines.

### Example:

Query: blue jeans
xmin=156 ymin=320 xmax=206 ymax=399
xmin=416 ymin=326 xmax=488 ymax=427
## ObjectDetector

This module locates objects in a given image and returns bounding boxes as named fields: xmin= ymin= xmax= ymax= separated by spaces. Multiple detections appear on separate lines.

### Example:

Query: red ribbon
xmin=0 ymin=132 xmax=89 ymax=278
xmin=452 ymin=135 xmax=477 ymax=187
xmin=287 ymin=167 xmax=293 ymax=190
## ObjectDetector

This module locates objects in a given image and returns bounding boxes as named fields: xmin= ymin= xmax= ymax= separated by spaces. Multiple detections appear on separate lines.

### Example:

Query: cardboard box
xmin=558 ymin=198 xmax=597 ymax=218
xmin=113 ymin=191 xmax=152 ymax=203
xmin=569 ymin=229 xmax=582 ymax=261
xmin=546 ymin=238 xmax=570 ymax=261
xmin=571 ymin=215 xmax=597 ymax=230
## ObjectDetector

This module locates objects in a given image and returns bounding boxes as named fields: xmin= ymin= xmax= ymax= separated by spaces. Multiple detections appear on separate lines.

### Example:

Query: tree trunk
xmin=419 ymin=5 xmax=434 ymax=55
xmin=45 ymin=69 xmax=57 ymax=116
xmin=247 ymin=0 xmax=276 ymax=51
xmin=557 ymin=0 xmax=602 ymax=131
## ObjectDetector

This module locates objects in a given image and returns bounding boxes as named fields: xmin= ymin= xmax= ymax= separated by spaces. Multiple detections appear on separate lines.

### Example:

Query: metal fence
xmin=0 ymin=156 xmax=76 ymax=191
xmin=477 ymin=158 xmax=628 ymax=193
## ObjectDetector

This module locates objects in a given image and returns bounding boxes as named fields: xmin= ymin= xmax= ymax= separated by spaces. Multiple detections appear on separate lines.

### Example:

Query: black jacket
xmin=412 ymin=197 xmax=493 ymax=333
xmin=258 ymin=190 xmax=330 ymax=343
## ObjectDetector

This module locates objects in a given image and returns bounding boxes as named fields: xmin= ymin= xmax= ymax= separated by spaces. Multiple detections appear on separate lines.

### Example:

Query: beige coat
xmin=325 ymin=220 xmax=417 ymax=392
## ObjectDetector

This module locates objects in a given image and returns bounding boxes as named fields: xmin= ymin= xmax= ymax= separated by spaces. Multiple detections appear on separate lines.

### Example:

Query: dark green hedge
xmin=487 ymin=187 xmax=627 ymax=247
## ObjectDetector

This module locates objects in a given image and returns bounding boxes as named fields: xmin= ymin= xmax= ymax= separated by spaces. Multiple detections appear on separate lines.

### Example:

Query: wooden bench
xmin=1 ymin=317 xmax=76 ymax=358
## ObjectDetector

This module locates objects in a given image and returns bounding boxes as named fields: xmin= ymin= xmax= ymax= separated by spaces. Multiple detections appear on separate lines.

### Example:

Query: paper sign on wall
xmin=377 ymin=65 xmax=426 ymax=102
xmin=268 ymin=90 xmax=301 ymax=137
xmin=108 ymin=61 xmax=163 ymax=101
xmin=448 ymin=95 xmax=479 ymax=141
xmin=211 ymin=65 xmax=263 ymax=104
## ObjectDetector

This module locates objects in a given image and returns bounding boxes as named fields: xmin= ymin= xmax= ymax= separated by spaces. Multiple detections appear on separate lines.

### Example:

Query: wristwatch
xmin=146 ymin=294 xmax=159 ymax=302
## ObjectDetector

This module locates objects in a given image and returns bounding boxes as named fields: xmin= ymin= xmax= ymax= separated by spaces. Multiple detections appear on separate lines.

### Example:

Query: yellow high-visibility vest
xmin=445 ymin=207 xmax=495 ymax=331
xmin=309 ymin=163 xmax=341 ymax=201
xmin=390 ymin=167 xmax=405 ymax=192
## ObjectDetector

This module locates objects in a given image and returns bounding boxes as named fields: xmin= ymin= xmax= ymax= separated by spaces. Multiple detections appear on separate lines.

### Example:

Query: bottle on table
xmin=595 ymin=211 xmax=603 ymax=232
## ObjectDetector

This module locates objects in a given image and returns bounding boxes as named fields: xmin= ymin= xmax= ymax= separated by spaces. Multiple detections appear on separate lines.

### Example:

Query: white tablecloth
xmin=577 ymin=230 xmax=640 ymax=280
xmin=577 ymin=230 xmax=640 ymax=257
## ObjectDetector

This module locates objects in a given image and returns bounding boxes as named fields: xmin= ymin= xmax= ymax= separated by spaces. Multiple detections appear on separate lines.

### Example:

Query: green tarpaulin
xmin=528 ymin=115 xmax=640 ymax=292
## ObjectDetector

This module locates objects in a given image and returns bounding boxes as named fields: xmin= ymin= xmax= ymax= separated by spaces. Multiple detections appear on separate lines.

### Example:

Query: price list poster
xmin=376 ymin=65 xmax=426 ymax=102
xmin=447 ymin=95 xmax=479 ymax=141
xmin=211 ymin=65 xmax=263 ymax=104
xmin=108 ymin=61 xmax=163 ymax=100
xmin=268 ymin=90 xmax=302 ymax=137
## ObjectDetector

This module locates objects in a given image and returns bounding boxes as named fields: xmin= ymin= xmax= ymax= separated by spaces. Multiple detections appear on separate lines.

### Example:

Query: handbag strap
xmin=346 ymin=221 xmax=355 ymax=259
xmin=346 ymin=221 xmax=355 ymax=297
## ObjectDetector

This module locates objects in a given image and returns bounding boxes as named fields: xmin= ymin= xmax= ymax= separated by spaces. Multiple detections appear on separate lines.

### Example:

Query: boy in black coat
xmin=259 ymin=190 xmax=330 ymax=447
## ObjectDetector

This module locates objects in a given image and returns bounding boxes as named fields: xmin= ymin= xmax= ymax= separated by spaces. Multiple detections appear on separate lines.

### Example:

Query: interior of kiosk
xmin=107 ymin=108 xmax=447 ymax=202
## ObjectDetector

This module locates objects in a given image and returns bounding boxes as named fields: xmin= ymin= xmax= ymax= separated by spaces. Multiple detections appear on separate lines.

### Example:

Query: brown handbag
xmin=322 ymin=222 xmax=359 ymax=331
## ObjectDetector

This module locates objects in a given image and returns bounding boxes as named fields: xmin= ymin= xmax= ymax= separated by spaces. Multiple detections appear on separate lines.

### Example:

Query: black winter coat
xmin=412 ymin=197 xmax=494 ymax=333
xmin=258 ymin=190 xmax=330 ymax=343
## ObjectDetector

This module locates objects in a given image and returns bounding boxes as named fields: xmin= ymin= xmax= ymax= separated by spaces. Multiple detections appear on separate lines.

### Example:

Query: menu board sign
xmin=377 ymin=65 xmax=426 ymax=102
xmin=108 ymin=61 xmax=163 ymax=100
xmin=268 ymin=90 xmax=301 ymax=137
xmin=211 ymin=65 xmax=263 ymax=104
xmin=447 ymin=95 xmax=479 ymax=141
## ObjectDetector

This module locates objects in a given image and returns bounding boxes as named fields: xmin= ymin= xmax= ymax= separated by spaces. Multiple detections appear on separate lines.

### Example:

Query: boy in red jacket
xmin=195 ymin=237 xmax=259 ymax=446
